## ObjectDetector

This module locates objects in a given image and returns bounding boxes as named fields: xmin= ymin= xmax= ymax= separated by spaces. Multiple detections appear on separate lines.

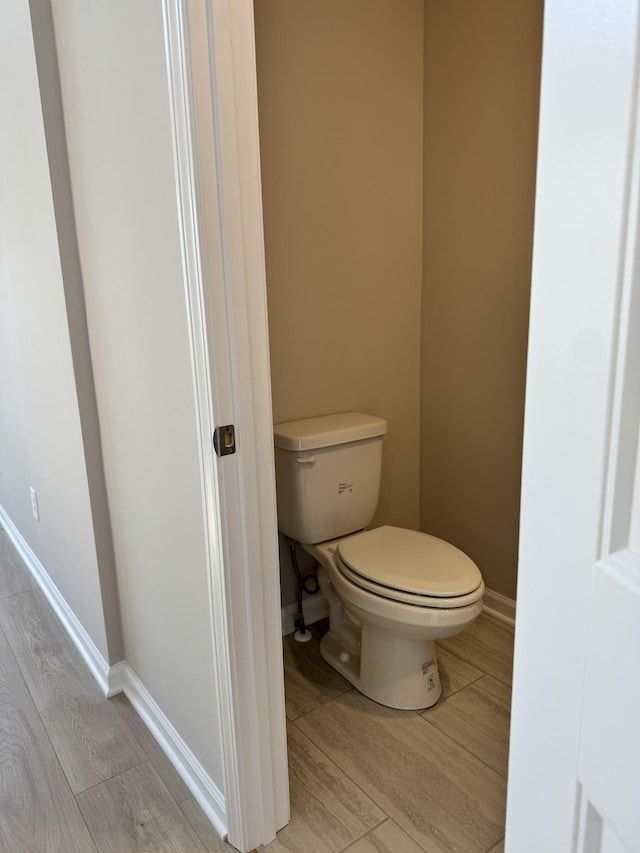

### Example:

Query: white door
xmin=506 ymin=2 xmax=640 ymax=851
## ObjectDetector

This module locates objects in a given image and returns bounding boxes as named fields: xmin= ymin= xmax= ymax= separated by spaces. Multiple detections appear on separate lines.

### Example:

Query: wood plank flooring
xmin=0 ymin=523 xmax=515 ymax=852
xmin=0 ymin=526 xmax=236 ymax=853
xmin=263 ymin=614 xmax=514 ymax=853
xmin=0 ymin=622 xmax=96 ymax=852
xmin=0 ymin=588 xmax=147 ymax=794
xmin=76 ymin=762 xmax=207 ymax=852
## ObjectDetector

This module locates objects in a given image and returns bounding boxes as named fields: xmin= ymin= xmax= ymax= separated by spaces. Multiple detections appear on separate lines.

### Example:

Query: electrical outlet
xmin=29 ymin=487 xmax=39 ymax=521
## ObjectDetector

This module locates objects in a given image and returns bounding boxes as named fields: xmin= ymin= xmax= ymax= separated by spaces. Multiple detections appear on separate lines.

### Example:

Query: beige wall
xmin=421 ymin=0 xmax=543 ymax=598
xmin=254 ymin=0 xmax=424 ymax=545
xmin=257 ymin=1 xmax=542 ymax=605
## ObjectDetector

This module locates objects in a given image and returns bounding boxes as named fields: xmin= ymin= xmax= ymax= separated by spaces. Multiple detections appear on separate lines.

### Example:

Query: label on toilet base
xmin=421 ymin=656 xmax=437 ymax=692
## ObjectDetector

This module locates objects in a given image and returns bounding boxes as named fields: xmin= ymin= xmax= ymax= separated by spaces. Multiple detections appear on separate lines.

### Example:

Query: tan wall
xmin=421 ymin=0 xmax=543 ymax=599
xmin=254 ymin=0 xmax=424 ymax=544
xmin=255 ymin=0 xmax=542 ymax=606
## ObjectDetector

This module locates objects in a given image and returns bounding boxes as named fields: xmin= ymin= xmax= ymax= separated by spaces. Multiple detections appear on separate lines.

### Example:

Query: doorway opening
xmin=250 ymin=1 xmax=543 ymax=849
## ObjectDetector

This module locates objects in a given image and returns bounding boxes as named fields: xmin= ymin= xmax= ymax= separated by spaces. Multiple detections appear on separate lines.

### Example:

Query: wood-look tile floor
xmin=0 ymin=523 xmax=514 ymax=852
xmin=265 ymin=614 xmax=514 ymax=853
xmin=0 ymin=526 xmax=237 ymax=853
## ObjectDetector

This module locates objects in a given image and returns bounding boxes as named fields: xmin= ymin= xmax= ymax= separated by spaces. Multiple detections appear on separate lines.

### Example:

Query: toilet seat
xmin=335 ymin=526 xmax=484 ymax=609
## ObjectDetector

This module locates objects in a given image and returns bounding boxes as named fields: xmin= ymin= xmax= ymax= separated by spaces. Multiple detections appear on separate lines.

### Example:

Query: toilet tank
xmin=273 ymin=412 xmax=387 ymax=544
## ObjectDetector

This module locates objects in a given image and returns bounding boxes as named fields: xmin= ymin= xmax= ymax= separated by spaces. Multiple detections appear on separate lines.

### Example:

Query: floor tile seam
xmin=119 ymin=713 xmax=169 ymax=788
xmin=441 ymin=670 xmax=485 ymax=700
xmin=72 ymin=785 xmax=105 ymax=853
xmin=286 ymin=686 xmax=356 ymax=723
xmin=0 ymin=618 xmax=62 ymax=752
xmin=76 ymin=762 xmax=210 ymax=853
xmin=429 ymin=673 xmax=509 ymax=711
xmin=0 ymin=582 xmax=38 ymax=602
xmin=70 ymin=781 xmax=101 ymax=853
xmin=293 ymin=706 xmax=506 ymax=800
xmin=21 ymin=665 xmax=150 ymax=798
xmin=416 ymin=713 xmax=508 ymax=780
xmin=0 ymin=590 xmax=62 ymax=692
xmin=289 ymin=721 xmax=455 ymax=853
xmin=438 ymin=645 xmax=513 ymax=684
xmin=119 ymin=714 xmax=192 ymax=804
xmin=436 ymin=643 xmax=484 ymax=670
xmin=178 ymin=797 xmax=223 ymax=851
xmin=0 ymin=632 xmax=101 ymax=853
xmin=288 ymin=679 xmax=353 ymax=716
xmin=440 ymin=654 xmax=513 ymax=687
xmin=0 ymin=585 xmax=38 ymax=606
xmin=339 ymin=816 xmax=431 ymax=853
xmin=334 ymin=683 xmax=355 ymax=699
xmin=420 ymin=693 xmax=511 ymax=731
xmin=288 ymin=716 xmax=391 ymax=826
xmin=286 ymin=663 xmax=353 ymax=701
xmin=0 ymin=616 xmax=116 ymax=769
xmin=286 ymin=705 xmax=319 ymax=724
xmin=0 ymin=588 xmax=108 ymax=709
xmin=482 ymin=673 xmax=513 ymax=689
xmin=175 ymin=802 xmax=211 ymax=853
xmin=331 ymin=815 xmax=388 ymax=852
xmin=107 ymin=693 xmax=136 ymax=723
xmin=72 ymin=756 xmax=150 ymax=797
xmin=74 ymin=812 xmax=101 ymax=853
xmin=483 ymin=836 xmax=505 ymax=853
xmin=472 ymin=652 xmax=515 ymax=678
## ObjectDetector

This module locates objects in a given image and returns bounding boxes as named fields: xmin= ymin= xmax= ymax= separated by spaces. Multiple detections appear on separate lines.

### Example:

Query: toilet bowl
xmin=273 ymin=412 xmax=485 ymax=711
xmin=302 ymin=526 xmax=484 ymax=710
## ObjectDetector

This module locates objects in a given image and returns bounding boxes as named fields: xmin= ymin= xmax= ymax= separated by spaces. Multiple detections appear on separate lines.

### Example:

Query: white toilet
xmin=273 ymin=412 xmax=485 ymax=711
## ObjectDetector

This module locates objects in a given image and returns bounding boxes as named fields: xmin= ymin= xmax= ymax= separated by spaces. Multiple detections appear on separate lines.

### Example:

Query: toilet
xmin=273 ymin=412 xmax=484 ymax=711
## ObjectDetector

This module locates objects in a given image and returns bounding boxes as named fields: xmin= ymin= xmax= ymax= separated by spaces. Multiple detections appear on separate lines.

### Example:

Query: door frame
xmin=161 ymin=2 xmax=289 ymax=850
xmin=165 ymin=0 xmax=640 ymax=850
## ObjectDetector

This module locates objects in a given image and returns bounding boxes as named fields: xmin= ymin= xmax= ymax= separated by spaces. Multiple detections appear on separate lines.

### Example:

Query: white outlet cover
xmin=29 ymin=487 xmax=39 ymax=521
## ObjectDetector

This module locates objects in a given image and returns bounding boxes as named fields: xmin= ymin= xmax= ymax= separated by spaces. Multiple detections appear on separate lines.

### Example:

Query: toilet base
xmin=320 ymin=622 xmax=442 ymax=711
xmin=306 ymin=543 xmax=481 ymax=712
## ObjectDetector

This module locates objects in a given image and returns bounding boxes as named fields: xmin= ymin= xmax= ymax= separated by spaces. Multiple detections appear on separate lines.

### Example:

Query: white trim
xmin=0 ymin=508 xmax=227 ymax=837
xmin=114 ymin=662 xmax=227 ymax=839
xmin=161 ymin=2 xmax=288 ymax=850
xmin=482 ymin=588 xmax=516 ymax=626
xmin=107 ymin=660 xmax=127 ymax=696
xmin=0 ymin=505 xmax=111 ymax=695
xmin=598 ymin=33 xmax=640 ymax=558
xmin=281 ymin=596 xmax=329 ymax=637
xmin=161 ymin=2 xmax=241 ymax=845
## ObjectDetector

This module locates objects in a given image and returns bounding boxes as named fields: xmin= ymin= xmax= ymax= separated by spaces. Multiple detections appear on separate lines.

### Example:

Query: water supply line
xmin=289 ymin=538 xmax=319 ymax=643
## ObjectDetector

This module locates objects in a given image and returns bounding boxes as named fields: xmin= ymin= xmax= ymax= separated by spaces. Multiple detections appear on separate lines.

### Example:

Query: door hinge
xmin=213 ymin=424 xmax=236 ymax=457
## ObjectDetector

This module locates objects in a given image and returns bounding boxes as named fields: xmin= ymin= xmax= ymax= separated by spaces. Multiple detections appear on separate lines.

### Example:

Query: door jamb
xmin=162 ymin=2 xmax=289 ymax=849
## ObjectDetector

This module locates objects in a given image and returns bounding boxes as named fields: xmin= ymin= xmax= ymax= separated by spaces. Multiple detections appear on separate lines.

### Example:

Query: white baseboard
xmin=0 ymin=506 xmax=111 ymax=694
xmin=482 ymin=587 xmax=516 ymax=626
xmin=281 ymin=595 xmax=328 ymax=636
xmin=281 ymin=587 xmax=516 ymax=634
xmin=113 ymin=661 xmax=227 ymax=839
xmin=0 ymin=508 xmax=227 ymax=840
xmin=107 ymin=660 xmax=127 ymax=696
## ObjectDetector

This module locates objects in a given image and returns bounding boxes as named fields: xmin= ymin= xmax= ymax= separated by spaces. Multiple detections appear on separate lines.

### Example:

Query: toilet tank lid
xmin=274 ymin=412 xmax=387 ymax=451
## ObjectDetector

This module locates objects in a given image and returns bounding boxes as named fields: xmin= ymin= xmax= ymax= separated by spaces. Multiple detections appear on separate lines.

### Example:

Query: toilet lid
xmin=336 ymin=526 xmax=482 ymax=598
